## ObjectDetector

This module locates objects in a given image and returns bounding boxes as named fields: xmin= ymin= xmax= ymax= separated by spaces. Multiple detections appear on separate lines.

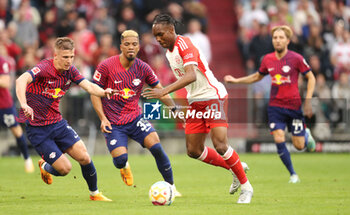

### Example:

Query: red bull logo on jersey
xmin=116 ymin=88 xmax=136 ymax=99
xmin=272 ymin=74 xmax=291 ymax=85
xmin=43 ymin=87 xmax=66 ymax=98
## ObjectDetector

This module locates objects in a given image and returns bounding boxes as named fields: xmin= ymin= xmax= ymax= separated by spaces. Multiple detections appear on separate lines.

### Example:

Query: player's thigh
xmin=9 ymin=124 xmax=23 ymax=138
xmin=104 ymin=126 xmax=129 ymax=157
xmin=210 ymin=126 xmax=229 ymax=152
xmin=65 ymin=140 xmax=91 ymax=165
xmin=185 ymin=133 xmax=207 ymax=155
xmin=271 ymin=129 xmax=286 ymax=143
xmin=143 ymin=132 xmax=161 ymax=149
xmin=26 ymin=124 xmax=64 ymax=165
xmin=129 ymin=116 xmax=156 ymax=148
xmin=291 ymin=135 xmax=305 ymax=150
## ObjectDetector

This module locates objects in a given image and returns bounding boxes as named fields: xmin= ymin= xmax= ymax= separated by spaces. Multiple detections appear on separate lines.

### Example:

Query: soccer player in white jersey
xmin=142 ymin=13 xmax=253 ymax=203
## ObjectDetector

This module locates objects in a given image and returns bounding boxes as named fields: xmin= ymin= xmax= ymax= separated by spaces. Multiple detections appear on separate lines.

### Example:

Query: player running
xmin=224 ymin=25 xmax=316 ymax=183
xmin=16 ymin=37 xmax=113 ymax=201
xmin=143 ymin=14 xmax=253 ymax=203
xmin=91 ymin=30 xmax=181 ymax=196
xmin=0 ymin=56 xmax=34 ymax=173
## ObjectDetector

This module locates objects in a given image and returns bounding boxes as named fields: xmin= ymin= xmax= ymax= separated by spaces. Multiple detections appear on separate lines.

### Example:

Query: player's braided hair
xmin=153 ymin=13 xmax=178 ymax=27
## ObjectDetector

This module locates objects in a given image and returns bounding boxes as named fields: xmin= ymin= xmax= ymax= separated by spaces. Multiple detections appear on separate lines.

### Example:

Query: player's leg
xmin=210 ymin=126 xmax=253 ymax=202
xmin=65 ymin=140 xmax=111 ymax=201
xmin=185 ymin=117 xmax=230 ymax=169
xmin=272 ymin=129 xmax=299 ymax=183
xmin=144 ymin=132 xmax=173 ymax=184
xmin=104 ymin=125 xmax=132 ymax=186
xmin=1 ymin=107 xmax=33 ymax=172
xmin=289 ymin=114 xmax=315 ymax=152
xmin=10 ymin=125 xmax=34 ymax=173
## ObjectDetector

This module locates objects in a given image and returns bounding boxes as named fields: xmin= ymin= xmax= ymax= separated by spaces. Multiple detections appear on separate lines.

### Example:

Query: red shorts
xmin=185 ymin=97 xmax=228 ymax=134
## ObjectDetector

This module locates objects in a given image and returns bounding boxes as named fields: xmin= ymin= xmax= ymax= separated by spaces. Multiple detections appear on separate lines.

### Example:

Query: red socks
xmin=198 ymin=146 xmax=230 ymax=169
xmin=222 ymin=146 xmax=247 ymax=184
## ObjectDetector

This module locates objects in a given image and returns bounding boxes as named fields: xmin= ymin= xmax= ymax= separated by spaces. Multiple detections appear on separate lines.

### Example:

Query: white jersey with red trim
xmin=166 ymin=35 xmax=227 ymax=103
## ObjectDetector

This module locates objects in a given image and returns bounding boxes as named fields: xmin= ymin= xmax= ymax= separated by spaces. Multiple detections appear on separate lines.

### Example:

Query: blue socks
xmin=276 ymin=142 xmax=296 ymax=175
xmin=16 ymin=135 xmax=29 ymax=160
xmin=81 ymin=161 xmax=98 ymax=192
xmin=149 ymin=143 xmax=174 ymax=185
xmin=113 ymin=154 xmax=128 ymax=169
xmin=43 ymin=163 xmax=62 ymax=176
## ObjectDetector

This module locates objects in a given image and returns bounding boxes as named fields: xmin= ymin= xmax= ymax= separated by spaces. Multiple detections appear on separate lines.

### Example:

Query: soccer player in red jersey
xmin=0 ymin=56 xmax=34 ymax=173
xmin=16 ymin=37 xmax=113 ymax=201
xmin=224 ymin=25 xmax=316 ymax=183
xmin=143 ymin=14 xmax=253 ymax=203
xmin=91 ymin=30 xmax=181 ymax=196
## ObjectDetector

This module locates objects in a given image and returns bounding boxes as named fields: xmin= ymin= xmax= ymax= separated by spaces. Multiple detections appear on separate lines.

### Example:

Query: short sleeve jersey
xmin=165 ymin=35 xmax=227 ymax=103
xmin=259 ymin=50 xmax=311 ymax=110
xmin=0 ymin=57 xmax=13 ymax=109
xmin=93 ymin=55 xmax=159 ymax=125
xmin=19 ymin=59 xmax=85 ymax=126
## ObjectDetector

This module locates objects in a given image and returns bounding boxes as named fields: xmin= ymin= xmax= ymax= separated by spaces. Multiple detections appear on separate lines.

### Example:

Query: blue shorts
xmin=26 ymin=119 xmax=81 ymax=164
xmin=267 ymin=106 xmax=306 ymax=136
xmin=0 ymin=106 xmax=19 ymax=128
xmin=104 ymin=115 xmax=156 ymax=152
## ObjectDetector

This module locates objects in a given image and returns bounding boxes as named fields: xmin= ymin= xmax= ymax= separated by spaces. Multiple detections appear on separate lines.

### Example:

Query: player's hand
xmin=224 ymin=75 xmax=238 ymax=84
xmin=304 ymin=99 xmax=313 ymax=118
xmin=101 ymin=119 xmax=112 ymax=133
xmin=21 ymin=104 xmax=34 ymax=120
xmin=142 ymin=88 xmax=165 ymax=99
xmin=104 ymin=88 xmax=115 ymax=99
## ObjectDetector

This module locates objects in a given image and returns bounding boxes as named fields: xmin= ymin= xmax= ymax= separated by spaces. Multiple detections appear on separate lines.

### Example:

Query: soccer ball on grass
xmin=149 ymin=181 xmax=175 ymax=206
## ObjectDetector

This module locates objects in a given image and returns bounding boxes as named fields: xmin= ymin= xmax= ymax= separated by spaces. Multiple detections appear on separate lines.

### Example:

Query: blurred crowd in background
xmin=1 ymin=0 xmax=350 ymax=139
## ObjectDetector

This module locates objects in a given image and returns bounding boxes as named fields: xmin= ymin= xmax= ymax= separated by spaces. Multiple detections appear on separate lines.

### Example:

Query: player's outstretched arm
xmin=90 ymin=95 xmax=112 ymax=133
xmin=303 ymin=71 xmax=316 ymax=118
xmin=79 ymin=79 xmax=113 ymax=99
xmin=152 ymin=83 xmax=177 ymax=108
xmin=224 ymin=72 xmax=264 ymax=84
xmin=142 ymin=64 xmax=197 ymax=99
xmin=16 ymin=72 xmax=34 ymax=120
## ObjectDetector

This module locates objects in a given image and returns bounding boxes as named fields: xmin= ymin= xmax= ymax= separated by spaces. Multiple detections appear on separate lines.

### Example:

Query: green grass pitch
xmin=0 ymin=153 xmax=349 ymax=215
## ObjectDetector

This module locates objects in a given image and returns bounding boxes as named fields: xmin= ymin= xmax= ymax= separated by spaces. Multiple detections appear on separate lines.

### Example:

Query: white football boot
xmin=289 ymin=174 xmax=300 ymax=183
xmin=229 ymin=161 xmax=249 ymax=195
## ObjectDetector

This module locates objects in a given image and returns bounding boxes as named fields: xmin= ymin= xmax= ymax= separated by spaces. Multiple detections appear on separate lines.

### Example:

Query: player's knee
xmin=76 ymin=153 xmax=91 ymax=165
xmin=274 ymin=135 xmax=285 ymax=143
xmin=57 ymin=164 xmax=72 ymax=176
xmin=186 ymin=147 xmax=202 ymax=159
xmin=113 ymin=154 xmax=128 ymax=169
xmin=294 ymin=140 xmax=305 ymax=150
xmin=214 ymin=144 xmax=228 ymax=155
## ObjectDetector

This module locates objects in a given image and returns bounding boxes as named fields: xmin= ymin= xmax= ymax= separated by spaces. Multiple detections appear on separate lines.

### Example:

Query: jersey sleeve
xmin=70 ymin=66 xmax=85 ymax=84
xmin=299 ymin=56 xmax=312 ymax=75
xmin=93 ymin=61 xmax=108 ymax=88
xmin=177 ymin=37 xmax=199 ymax=67
xmin=258 ymin=56 xmax=268 ymax=76
xmin=27 ymin=61 xmax=46 ymax=82
xmin=143 ymin=62 xmax=159 ymax=87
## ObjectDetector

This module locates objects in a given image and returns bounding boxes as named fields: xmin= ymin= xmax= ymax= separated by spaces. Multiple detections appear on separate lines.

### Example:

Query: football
xmin=149 ymin=181 xmax=175 ymax=206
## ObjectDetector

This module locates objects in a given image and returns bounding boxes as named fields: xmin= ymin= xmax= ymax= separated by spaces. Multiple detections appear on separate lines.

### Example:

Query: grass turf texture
xmin=0 ymin=153 xmax=349 ymax=215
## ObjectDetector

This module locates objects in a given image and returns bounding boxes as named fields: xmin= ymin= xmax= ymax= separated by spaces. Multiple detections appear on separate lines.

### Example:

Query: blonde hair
xmin=271 ymin=25 xmax=293 ymax=39
xmin=121 ymin=30 xmax=139 ymax=41
xmin=54 ymin=37 xmax=74 ymax=50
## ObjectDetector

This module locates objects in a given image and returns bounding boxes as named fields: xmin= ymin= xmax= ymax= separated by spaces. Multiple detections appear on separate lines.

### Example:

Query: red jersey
xmin=259 ymin=50 xmax=311 ymax=110
xmin=93 ymin=55 xmax=159 ymax=125
xmin=0 ymin=57 xmax=13 ymax=109
xmin=19 ymin=59 xmax=85 ymax=126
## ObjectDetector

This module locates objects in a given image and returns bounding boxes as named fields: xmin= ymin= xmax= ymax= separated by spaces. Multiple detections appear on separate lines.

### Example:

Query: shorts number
xmin=205 ymin=101 xmax=226 ymax=120
xmin=137 ymin=118 xmax=152 ymax=132
xmin=67 ymin=125 xmax=79 ymax=138
xmin=292 ymin=119 xmax=303 ymax=134
xmin=4 ymin=114 xmax=15 ymax=127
